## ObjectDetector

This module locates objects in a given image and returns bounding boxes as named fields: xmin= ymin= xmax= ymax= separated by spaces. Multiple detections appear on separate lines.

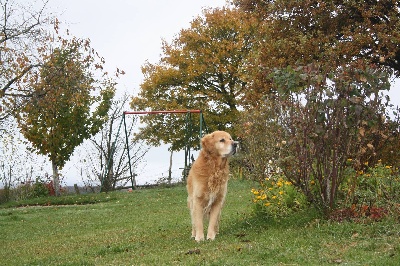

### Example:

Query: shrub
xmin=333 ymin=162 xmax=400 ymax=221
xmin=251 ymin=173 xmax=307 ymax=218
xmin=0 ymin=188 xmax=10 ymax=204
xmin=237 ymin=97 xmax=287 ymax=182
xmin=269 ymin=62 xmax=393 ymax=214
xmin=32 ymin=178 xmax=50 ymax=198
xmin=12 ymin=182 xmax=35 ymax=201
xmin=341 ymin=162 xmax=400 ymax=206
xmin=1 ymin=177 xmax=57 ymax=203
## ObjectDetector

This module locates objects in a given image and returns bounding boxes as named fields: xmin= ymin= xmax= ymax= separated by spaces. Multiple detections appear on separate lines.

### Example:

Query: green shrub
xmin=251 ymin=173 xmax=307 ymax=218
xmin=334 ymin=162 xmax=400 ymax=221
xmin=32 ymin=178 xmax=50 ymax=198
xmin=341 ymin=162 xmax=400 ymax=206
xmin=0 ymin=188 xmax=10 ymax=204
xmin=2 ymin=178 xmax=53 ymax=203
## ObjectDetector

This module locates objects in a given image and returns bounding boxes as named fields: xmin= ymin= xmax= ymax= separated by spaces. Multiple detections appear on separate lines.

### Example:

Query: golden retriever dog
xmin=187 ymin=131 xmax=238 ymax=242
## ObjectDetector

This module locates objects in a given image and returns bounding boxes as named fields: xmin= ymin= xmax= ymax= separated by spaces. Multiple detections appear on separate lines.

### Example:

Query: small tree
xmin=83 ymin=93 xmax=148 ymax=192
xmin=17 ymin=38 xmax=116 ymax=196
xmin=240 ymin=62 xmax=393 ymax=214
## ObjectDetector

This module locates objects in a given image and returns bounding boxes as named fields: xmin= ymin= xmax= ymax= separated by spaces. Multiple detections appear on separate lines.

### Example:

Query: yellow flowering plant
xmin=251 ymin=173 xmax=307 ymax=218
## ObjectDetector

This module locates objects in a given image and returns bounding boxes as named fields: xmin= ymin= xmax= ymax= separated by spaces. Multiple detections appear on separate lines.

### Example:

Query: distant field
xmin=0 ymin=179 xmax=399 ymax=265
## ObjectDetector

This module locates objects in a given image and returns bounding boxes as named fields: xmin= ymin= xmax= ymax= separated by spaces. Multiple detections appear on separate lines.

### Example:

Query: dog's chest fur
xmin=206 ymin=157 xmax=229 ymax=193
xmin=207 ymin=169 xmax=228 ymax=193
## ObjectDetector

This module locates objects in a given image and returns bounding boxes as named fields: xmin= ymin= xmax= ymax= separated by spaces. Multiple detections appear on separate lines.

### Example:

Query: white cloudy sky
xmin=46 ymin=0 xmax=227 ymax=94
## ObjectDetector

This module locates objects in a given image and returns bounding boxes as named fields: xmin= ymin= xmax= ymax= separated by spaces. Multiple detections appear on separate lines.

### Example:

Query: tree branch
xmin=1 ymin=64 xmax=40 ymax=95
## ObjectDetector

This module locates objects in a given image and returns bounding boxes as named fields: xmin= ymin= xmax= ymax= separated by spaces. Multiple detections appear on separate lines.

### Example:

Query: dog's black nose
xmin=231 ymin=141 xmax=239 ymax=155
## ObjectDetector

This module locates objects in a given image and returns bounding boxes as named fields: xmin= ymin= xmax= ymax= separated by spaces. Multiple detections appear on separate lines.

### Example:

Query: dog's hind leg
xmin=187 ymin=196 xmax=196 ymax=239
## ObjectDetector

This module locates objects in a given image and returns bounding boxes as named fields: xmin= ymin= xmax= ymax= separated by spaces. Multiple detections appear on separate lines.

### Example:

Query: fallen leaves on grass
xmin=185 ymin=249 xmax=200 ymax=255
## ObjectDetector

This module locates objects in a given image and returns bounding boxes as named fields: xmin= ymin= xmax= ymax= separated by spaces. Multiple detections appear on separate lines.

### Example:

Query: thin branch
xmin=1 ymin=64 xmax=40 ymax=95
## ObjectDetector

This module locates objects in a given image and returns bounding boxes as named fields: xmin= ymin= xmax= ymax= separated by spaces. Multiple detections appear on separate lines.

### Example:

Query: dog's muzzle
xmin=231 ymin=141 xmax=239 ymax=155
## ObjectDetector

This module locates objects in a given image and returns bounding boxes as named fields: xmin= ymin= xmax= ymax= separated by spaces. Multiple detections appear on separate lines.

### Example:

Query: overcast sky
xmin=46 ymin=0 xmax=227 ymax=95
xmin=30 ymin=0 xmax=400 ymax=186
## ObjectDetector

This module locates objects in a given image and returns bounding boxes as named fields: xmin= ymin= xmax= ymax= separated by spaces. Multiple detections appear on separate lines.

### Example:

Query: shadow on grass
xmin=219 ymin=206 xmax=323 ymax=242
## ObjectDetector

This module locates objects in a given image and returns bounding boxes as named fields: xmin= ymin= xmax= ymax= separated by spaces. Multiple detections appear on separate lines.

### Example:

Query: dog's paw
xmin=206 ymin=233 xmax=216 ymax=241
xmin=195 ymin=234 xmax=204 ymax=242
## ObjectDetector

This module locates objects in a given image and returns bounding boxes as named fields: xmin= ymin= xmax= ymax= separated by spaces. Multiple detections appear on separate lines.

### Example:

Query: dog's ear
xmin=201 ymin=133 xmax=213 ymax=151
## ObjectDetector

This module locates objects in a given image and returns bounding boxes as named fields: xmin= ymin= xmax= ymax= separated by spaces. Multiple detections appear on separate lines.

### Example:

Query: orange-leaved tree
xmin=131 ymin=7 xmax=257 ymax=150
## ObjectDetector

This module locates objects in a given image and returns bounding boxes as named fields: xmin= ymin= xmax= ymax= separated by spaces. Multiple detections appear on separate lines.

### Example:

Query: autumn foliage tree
xmin=131 ymin=7 xmax=257 ymax=150
xmin=234 ymin=0 xmax=400 ymax=213
xmin=236 ymin=0 xmax=400 ymax=76
xmin=16 ymin=37 xmax=116 ymax=196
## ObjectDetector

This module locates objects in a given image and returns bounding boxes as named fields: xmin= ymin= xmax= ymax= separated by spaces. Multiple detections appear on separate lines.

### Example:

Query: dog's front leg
xmin=207 ymin=199 xmax=223 ymax=240
xmin=192 ymin=197 xmax=205 ymax=241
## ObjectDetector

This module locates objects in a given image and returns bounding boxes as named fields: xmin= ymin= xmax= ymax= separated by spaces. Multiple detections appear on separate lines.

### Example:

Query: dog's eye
xmin=220 ymin=139 xmax=225 ymax=143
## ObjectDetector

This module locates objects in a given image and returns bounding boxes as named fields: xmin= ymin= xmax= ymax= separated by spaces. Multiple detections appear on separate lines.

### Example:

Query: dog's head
xmin=201 ymin=131 xmax=238 ymax=158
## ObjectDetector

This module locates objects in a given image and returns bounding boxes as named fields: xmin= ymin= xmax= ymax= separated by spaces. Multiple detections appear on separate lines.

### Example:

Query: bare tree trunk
xmin=168 ymin=149 xmax=173 ymax=185
xmin=52 ymin=160 xmax=61 ymax=196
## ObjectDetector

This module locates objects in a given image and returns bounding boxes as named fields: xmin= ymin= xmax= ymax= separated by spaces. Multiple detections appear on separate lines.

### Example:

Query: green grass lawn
xmin=0 ymin=179 xmax=399 ymax=265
